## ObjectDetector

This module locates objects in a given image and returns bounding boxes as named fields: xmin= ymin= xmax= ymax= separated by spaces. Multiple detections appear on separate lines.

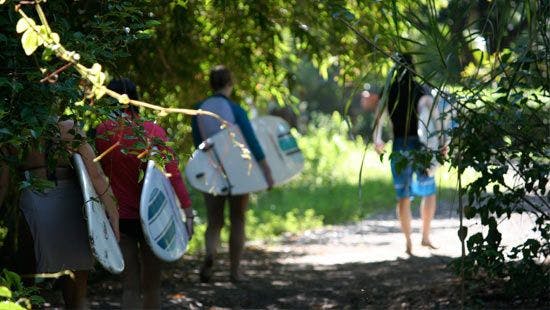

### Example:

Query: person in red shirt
xmin=95 ymin=78 xmax=194 ymax=309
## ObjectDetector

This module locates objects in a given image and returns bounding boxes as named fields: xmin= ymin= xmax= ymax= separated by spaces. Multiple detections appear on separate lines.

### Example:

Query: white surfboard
xmin=417 ymin=96 xmax=440 ymax=151
xmin=73 ymin=153 xmax=124 ymax=274
xmin=418 ymin=92 xmax=455 ymax=150
xmin=140 ymin=160 xmax=189 ymax=262
xmin=417 ymin=94 xmax=454 ymax=175
xmin=185 ymin=115 xmax=304 ymax=195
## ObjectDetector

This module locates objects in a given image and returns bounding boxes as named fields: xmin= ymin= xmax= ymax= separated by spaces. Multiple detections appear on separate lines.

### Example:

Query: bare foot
xmin=421 ymin=240 xmax=438 ymax=249
xmin=199 ymin=257 xmax=214 ymax=283
xmin=406 ymin=239 xmax=413 ymax=256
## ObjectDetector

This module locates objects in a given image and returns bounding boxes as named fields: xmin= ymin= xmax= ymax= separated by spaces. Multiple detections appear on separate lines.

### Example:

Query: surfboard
xmin=417 ymin=95 xmax=440 ymax=151
xmin=185 ymin=115 xmax=304 ymax=195
xmin=417 ymin=94 xmax=455 ymax=175
xmin=140 ymin=160 xmax=189 ymax=262
xmin=417 ymin=93 xmax=454 ymax=150
xmin=73 ymin=153 xmax=124 ymax=274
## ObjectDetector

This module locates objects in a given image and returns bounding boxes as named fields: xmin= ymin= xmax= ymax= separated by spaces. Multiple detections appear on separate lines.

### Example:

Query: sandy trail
xmin=85 ymin=200 xmax=544 ymax=309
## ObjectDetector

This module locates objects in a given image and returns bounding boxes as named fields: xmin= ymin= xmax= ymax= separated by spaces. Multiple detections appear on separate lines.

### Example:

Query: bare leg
xmin=396 ymin=197 xmax=413 ymax=255
xmin=140 ymin=242 xmax=162 ymax=309
xmin=61 ymin=270 xmax=88 ymax=309
xmin=228 ymin=194 xmax=248 ymax=282
xmin=200 ymin=194 xmax=226 ymax=282
xmin=120 ymin=234 xmax=142 ymax=309
xmin=421 ymin=194 xmax=437 ymax=249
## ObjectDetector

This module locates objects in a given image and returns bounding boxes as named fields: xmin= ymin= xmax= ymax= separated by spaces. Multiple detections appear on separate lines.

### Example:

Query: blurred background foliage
xmin=0 ymin=0 xmax=548 ymax=300
xmin=2 ymin=0 xmax=540 ymax=160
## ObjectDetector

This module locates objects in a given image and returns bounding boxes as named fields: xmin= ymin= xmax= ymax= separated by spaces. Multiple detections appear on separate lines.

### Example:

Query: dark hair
xmin=107 ymin=78 xmax=139 ymax=114
xmin=107 ymin=78 xmax=139 ymax=100
xmin=209 ymin=65 xmax=233 ymax=92
xmin=396 ymin=53 xmax=415 ymax=74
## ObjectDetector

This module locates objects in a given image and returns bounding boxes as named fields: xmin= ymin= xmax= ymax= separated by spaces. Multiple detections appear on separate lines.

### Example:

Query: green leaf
xmin=94 ymin=84 xmax=107 ymax=99
xmin=145 ymin=20 xmax=161 ymax=27
xmin=16 ymin=18 xmax=34 ymax=34
xmin=138 ymin=169 xmax=144 ymax=183
xmin=319 ymin=61 xmax=329 ymax=80
xmin=464 ymin=205 xmax=476 ymax=219
xmin=0 ymin=286 xmax=11 ymax=298
xmin=458 ymin=226 xmax=468 ymax=241
xmin=0 ymin=301 xmax=26 ymax=310
xmin=51 ymin=32 xmax=60 ymax=44
xmin=21 ymin=29 xmax=40 ymax=56
xmin=89 ymin=63 xmax=102 ymax=75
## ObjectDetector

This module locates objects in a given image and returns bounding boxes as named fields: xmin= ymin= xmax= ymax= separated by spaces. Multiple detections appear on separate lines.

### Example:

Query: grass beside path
xmin=184 ymin=113 xmax=466 ymax=253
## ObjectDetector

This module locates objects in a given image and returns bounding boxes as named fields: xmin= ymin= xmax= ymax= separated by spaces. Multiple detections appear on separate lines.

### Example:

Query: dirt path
xmin=86 ymin=201 xmax=544 ymax=309
xmin=88 ymin=250 xmax=461 ymax=309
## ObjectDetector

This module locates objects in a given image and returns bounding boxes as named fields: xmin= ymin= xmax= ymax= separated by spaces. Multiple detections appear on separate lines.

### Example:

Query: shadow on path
xmin=86 ymin=198 xmax=546 ymax=309
xmin=88 ymin=249 xmax=460 ymax=309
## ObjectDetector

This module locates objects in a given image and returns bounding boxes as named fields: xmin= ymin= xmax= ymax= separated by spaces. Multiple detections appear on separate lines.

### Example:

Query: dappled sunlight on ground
xmin=269 ymin=219 xmax=462 ymax=265
xmin=84 ymin=199 xmax=544 ymax=309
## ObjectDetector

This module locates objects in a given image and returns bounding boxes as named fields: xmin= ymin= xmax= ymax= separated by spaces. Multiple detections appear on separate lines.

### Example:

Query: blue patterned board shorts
xmin=390 ymin=137 xmax=436 ymax=199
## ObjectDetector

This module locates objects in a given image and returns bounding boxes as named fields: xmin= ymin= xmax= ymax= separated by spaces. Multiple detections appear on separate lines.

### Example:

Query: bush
xmin=0 ymin=269 xmax=44 ymax=309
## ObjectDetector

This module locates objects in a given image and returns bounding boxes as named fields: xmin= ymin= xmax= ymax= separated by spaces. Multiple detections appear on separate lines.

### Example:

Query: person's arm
xmin=58 ymin=120 xmax=120 ymax=240
xmin=373 ymin=82 xmax=399 ymax=155
xmin=258 ymin=159 xmax=274 ymax=189
xmin=165 ymin=159 xmax=195 ymax=237
xmin=232 ymin=104 xmax=274 ymax=188
xmin=361 ymin=90 xmax=380 ymax=112
xmin=151 ymin=125 xmax=195 ymax=237
xmin=191 ymin=115 xmax=203 ymax=149
xmin=372 ymin=96 xmax=387 ymax=155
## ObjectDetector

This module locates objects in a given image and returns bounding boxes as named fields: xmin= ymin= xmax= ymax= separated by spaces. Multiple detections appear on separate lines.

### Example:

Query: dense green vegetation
xmin=0 ymin=0 xmax=548 ymax=306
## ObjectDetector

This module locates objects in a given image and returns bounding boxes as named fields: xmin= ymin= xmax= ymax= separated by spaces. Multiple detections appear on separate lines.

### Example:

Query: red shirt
xmin=95 ymin=117 xmax=191 ymax=219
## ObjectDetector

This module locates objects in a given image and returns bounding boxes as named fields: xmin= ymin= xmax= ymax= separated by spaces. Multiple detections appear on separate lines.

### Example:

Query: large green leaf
xmin=21 ymin=29 xmax=40 ymax=56
xmin=16 ymin=18 xmax=34 ymax=34
xmin=0 ymin=301 xmax=26 ymax=310
xmin=0 ymin=286 xmax=11 ymax=298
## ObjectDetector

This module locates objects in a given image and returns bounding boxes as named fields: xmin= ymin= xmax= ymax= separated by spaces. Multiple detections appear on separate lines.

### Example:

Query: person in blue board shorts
xmin=191 ymin=65 xmax=274 ymax=283
xmin=372 ymin=54 xmax=447 ymax=256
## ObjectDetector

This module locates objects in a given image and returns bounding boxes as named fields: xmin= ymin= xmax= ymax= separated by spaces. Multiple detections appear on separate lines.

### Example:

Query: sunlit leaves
xmin=117 ymin=94 xmax=129 ymax=105
xmin=50 ymin=32 xmax=60 ymax=44
xmin=0 ymin=286 xmax=11 ymax=298
xmin=20 ymin=27 xmax=40 ymax=55
xmin=16 ymin=18 xmax=33 ymax=33
xmin=86 ymin=63 xmax=107 ymax=99
xmin=18 ymin=17 xmax=46 ymax=56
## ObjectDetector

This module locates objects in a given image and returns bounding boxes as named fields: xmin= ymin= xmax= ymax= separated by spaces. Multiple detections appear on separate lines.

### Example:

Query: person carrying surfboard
xmin=371 ymin=53 xmax=447 ymax=256
xmin=191 ymin=65 xmax=274 ymax=283
xmin=0 ymin=119 xmax=119 ymax=309
xmin=95 ymin=78 xmax=194 ymax=309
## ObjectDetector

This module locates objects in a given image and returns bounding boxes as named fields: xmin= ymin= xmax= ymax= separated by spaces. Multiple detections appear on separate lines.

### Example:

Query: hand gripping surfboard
xmin=185 ymin=115 xmax=304 ymax=195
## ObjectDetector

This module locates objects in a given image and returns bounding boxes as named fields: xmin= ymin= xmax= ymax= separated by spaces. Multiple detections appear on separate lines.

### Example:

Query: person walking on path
xmin=95 ymin=78 xmax=194 ymax=309
xmin=0 ymin=118 xmax=119 ymax=309
xmin=191 ymin=65 xmax=274 ymax=283
xmin=372 ymin=54 xmax=446 ymax=255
